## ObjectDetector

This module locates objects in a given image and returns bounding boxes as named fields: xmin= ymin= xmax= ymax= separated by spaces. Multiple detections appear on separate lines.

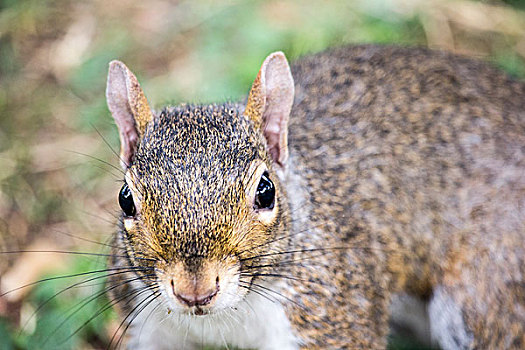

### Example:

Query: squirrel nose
xmin=171 ymin=276 xmax=220 ymax=308
xmin=175 ymin=288 xmax=218 ymax=307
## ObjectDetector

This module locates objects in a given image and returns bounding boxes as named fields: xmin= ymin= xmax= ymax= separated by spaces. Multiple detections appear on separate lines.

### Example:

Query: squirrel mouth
xmin=181 ymin=306 xmax=212 ymax=316
xmin=193 ymin=307 xmax=207 ymax=316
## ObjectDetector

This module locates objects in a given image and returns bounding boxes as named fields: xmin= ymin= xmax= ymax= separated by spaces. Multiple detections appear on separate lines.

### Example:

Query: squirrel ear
xmin=106 ymin=60 xmax=154 ymax=169
xmin=245 ymin=52 xmax=294 ymax=168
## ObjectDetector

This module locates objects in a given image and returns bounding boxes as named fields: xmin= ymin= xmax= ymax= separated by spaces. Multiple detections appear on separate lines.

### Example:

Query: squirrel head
xmin=106 ymin=53 xmax=294 ymax=315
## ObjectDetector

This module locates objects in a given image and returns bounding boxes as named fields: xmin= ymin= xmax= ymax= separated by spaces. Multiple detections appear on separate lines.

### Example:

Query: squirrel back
xmin=290 ymin=44 xmax=525 ymax=289
xmin=105 ymin=45 xmax=525 ymax=349
xmin=287 ymin=45 xmax=525 ymax=348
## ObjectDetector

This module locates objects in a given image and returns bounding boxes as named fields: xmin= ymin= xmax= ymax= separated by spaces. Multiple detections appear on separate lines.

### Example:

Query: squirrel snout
xmin=162 ymin=259 xmax=239 ymax=313
xmin=171 ymin=276 xmax=220 ymax=309
xmin=175 ymin=287 xmax=218 ymax=307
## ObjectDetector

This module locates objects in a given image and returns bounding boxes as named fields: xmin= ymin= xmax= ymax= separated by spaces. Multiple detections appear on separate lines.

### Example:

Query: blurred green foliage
xmin=3 ymin=258 xmax=113 ymax=349
xmin=0 ymin=0 xmax=524 ymax=349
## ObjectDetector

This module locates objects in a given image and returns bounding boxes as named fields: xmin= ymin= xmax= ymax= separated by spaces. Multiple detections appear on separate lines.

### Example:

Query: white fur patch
xmin=428 ymin=287 xmax=474 ymax=350
xmin=125 ymin=287 xmax=298 ymax=350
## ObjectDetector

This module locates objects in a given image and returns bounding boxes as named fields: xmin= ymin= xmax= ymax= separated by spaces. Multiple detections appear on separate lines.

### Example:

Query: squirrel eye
xmin=119 ymin=183 xmax=136 ymax=217
xmin=254 ymin=172 xmax=275 ymax=210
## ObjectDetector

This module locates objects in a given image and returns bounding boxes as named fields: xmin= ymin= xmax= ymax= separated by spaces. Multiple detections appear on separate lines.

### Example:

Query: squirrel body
xmin=105 ymin=45 xmax=525 ymax=349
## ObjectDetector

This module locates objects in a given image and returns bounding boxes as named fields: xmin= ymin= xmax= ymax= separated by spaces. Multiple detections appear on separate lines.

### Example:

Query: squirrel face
xmin=106 ymin=53 xmax=295 ymax=315
xmin=121 ymin=104 xmax=288 ymax=314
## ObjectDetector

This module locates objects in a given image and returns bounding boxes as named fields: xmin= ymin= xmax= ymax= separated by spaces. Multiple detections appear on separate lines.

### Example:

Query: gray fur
xmin=107 ymin=45 xmax=525 ymax=349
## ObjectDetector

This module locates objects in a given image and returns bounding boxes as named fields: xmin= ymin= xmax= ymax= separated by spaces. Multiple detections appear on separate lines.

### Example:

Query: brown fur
xmin=108 ymin=45 xmax=525 ymax=349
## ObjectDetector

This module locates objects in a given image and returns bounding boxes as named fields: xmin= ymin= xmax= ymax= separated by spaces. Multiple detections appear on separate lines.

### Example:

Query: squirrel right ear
xmin=106 ymin=60 xmax=154 ymax=169
xmin=245 ymin=52 xmax=295 ymax=168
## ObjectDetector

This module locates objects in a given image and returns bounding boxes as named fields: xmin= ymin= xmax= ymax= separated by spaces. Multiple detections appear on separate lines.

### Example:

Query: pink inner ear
xmin=264 ymin=131 xmax=281 ymax=164
xmin=118 ymin=120 xmax=139 ymax=168
xmin=106 ymin=61 xmax=141 ymax=169
xmin=260 ymin=52 xmax=295 ymax=168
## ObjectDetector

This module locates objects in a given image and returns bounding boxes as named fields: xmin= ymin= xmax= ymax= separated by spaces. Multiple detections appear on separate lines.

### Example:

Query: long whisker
xmin=239 ymin=246 xmax=347 ymax=262
xmin=42 ymin=274 xmax=157 ymax=345
xmin=237 ymin=283 xmax=277 ymax=304
xmin=236 ymin=221 xmax=328 ymax=258
xmin=136 ymin=297 xmax=164 ymax=345
xmin=240 ymin=272 xmax=314 ymax=285
xmin=242 ymin=250 xmax=336 ymax=270
xmin=90 ymin=124 xmax=147 ymax=199
xmin=115 ymin=292 xmax=161 ymax=350
xmin=19 ymin=266 xmax=150 ymax=335
xmin=89 ymin=163 xmax=123 ymax=180
xmin=75 ymin=207 xmax=121 ymax=226
xmin=110 ymin=289 xmax=161 ymax=350
xmin=240 ymin=242 xmax=408 ymax=263
xmin=242 ymin=281 xmax=305 ymax=310
xmin=67 ymin=150 xmax=125 ymax=176
xmin=0 ymin=250 xmax=155 ymax=261
xmin=63 ymin=277 xmax=158 ymax=346
xmin=50 ymin=228 xmax=124 ymax=250
xmin=1 ymin=265 xmax=150 ymax=298
xmin=91 ymin=124 xmax=127 ymax=169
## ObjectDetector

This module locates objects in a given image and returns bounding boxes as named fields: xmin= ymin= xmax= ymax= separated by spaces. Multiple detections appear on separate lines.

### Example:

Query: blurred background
xmin=0 ymin=0 xmax=524 ymax=348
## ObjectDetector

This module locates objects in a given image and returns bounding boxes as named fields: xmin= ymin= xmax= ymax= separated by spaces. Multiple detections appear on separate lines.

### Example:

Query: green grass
xmin=6 ymin=258 xmax=114 ymax=349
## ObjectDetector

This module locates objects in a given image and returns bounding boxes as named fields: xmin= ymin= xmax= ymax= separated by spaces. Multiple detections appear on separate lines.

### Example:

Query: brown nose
xmin=175 ymin=287 xmax=218 ymax=307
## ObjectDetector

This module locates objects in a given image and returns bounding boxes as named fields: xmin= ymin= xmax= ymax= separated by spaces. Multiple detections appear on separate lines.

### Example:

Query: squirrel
xmin=104 ymin=45 xmax=525 ymax=349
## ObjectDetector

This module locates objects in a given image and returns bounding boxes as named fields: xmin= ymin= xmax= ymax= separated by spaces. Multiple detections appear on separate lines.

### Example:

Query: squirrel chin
xmin=174 ymin=304 xmax=228 ymax=317
xmin=190 ymin=307 xmax=209 ymax=316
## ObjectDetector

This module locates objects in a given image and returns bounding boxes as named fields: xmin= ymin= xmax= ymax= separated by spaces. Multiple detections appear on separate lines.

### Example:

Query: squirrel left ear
xmin=245 ymin=52 xmax=295 ymax=168
xmin=106 ymin=60 xmax=154 ymax=169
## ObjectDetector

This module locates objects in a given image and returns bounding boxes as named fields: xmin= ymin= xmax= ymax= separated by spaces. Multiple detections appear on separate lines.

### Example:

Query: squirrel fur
xmin=105 ymin=45 xmax=525 ymax=349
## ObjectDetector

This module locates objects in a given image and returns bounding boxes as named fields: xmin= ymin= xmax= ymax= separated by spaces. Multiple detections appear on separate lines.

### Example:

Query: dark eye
xmin=119 ymin=183 xmax=136 ymax=217
xmin=254 ymin=172 xmax=275 ymax=210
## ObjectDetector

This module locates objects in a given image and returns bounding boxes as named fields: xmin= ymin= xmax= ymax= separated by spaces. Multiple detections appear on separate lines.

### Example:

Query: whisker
xmin=90 ymin=163 xmax=123 ymax=180
xmin=19 ymin=266 xmax=150 ymax=335
xmin=91 ymin=124 xmax=127 ymax=169
xmin=239 ymin=246 xmax=346 ymax=262
xmin=240 ymin=281 xmax=305 ymax=310
xmin=136 ymin=297 xmax=164 ymax=345
xmin=242 ymin=253 xmax=344 ymax=273
xmin=240 ymin=243 xmax=407 ymax=263
xmin=110 ymin=290 xmax=161 ymax=350
xmin=67 ymin=150 xmax=125 ymax=176
xmin=237 ymin=283 xmax=277 ymax=305
xmin=65 ymin=279 xmax=159 ymax=347
xmin=236 ymin=221 xmax=327 ymax=257
xmin=240 ymin=272 xmax=314 ymax=285
xmin=1 ymin=265 xmax=150 ymax=298
xmin=42 ymin=273 xmax=156 ymax=347
xmin=242 ymin=250 xmax=336 ymax=270
xmin=75 ymin=207 xmax=121 ymax=226
xmin=0 ymin=250 xmax=155 ymax=261
xmin=50 ymin=228 xmax=124 ymax=251
xmin=90 ymin=124 xmax=146 ymax=198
